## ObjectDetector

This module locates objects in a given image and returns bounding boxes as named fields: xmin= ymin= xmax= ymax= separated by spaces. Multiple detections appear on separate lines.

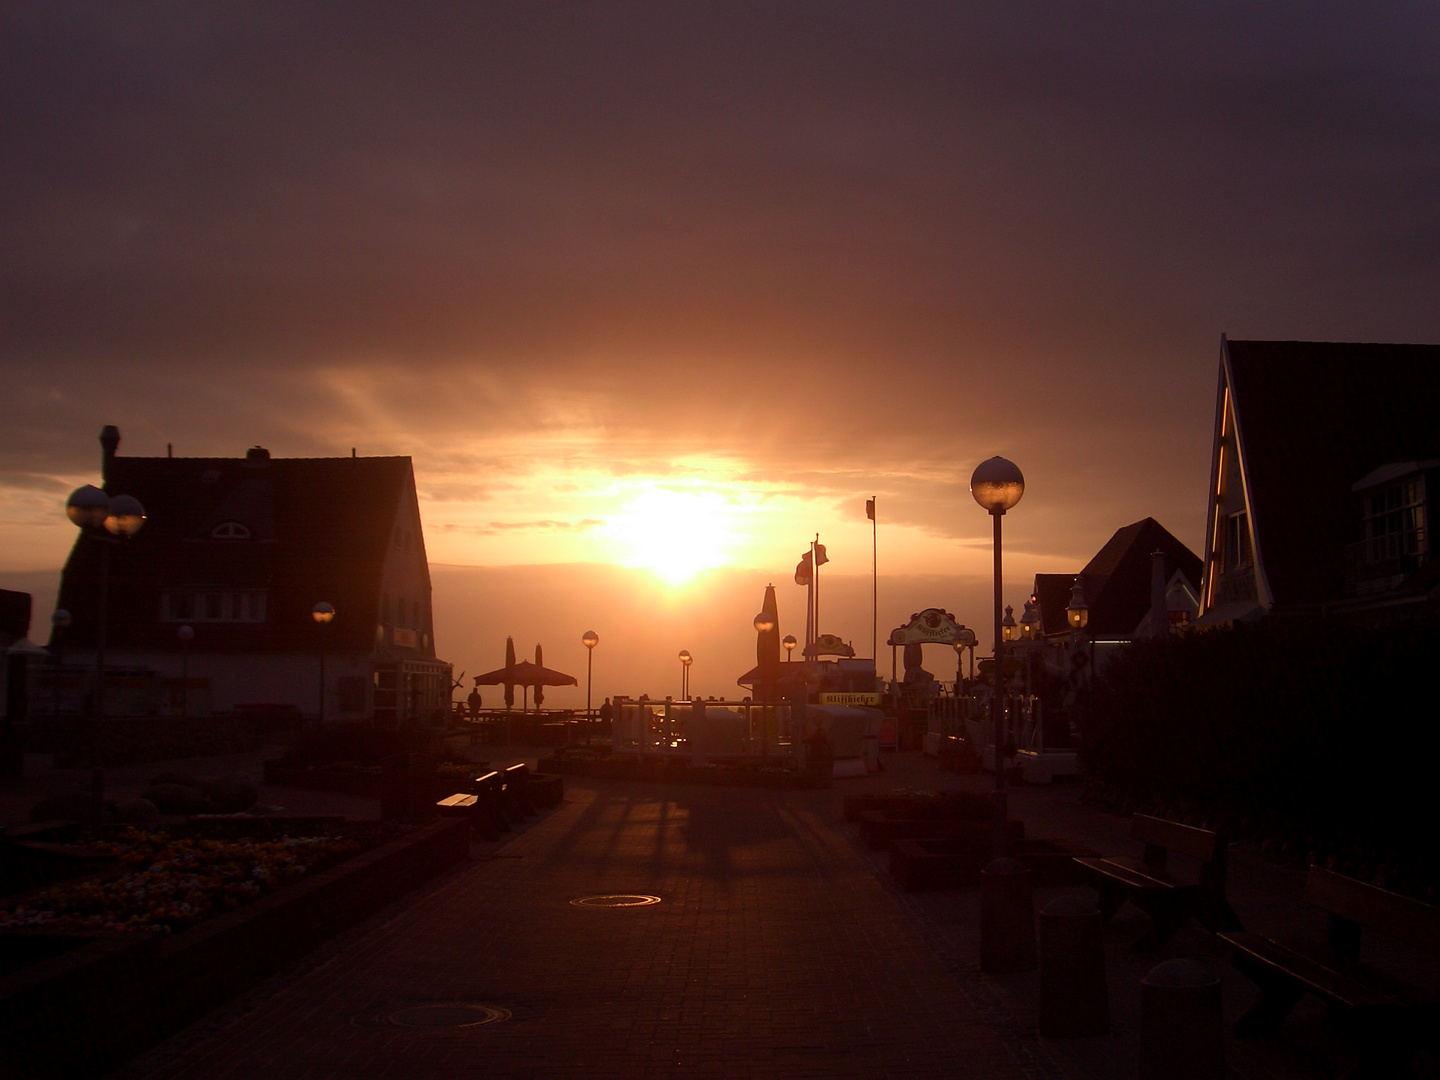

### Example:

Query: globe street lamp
xmin=970 ymin=456 xmax=1024 ymax=859
xmin=66 ymin=485 xmax=145 ymax=722
xmin=50 ymin=609 xmax=70 ymax=721
xmin=678 ymin=649 xmax=692 ymax=700
xmin=312 ymin=602 xmax=335 ymax=722
xmin=177 ymin=625 xmax=194 ymax=719
xmin=582 ymin=629 xmax=599 ymax=744
xmin=782 ymin=634 xmax=797 ymax=662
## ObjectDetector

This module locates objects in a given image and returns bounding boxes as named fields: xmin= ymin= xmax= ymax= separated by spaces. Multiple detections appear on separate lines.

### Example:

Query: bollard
xmin=1139 ymin=959 xmax=1224 ymax=1080
xmin=1039 ymin=895 xmax=1109 ymax=1037
xmin=980 ymin=857 xmax=1037 ymax=972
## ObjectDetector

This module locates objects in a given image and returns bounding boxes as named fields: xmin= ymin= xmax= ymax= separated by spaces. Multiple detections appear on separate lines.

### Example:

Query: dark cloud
xmin=2 ymin=2 xmax=1438 ymax=573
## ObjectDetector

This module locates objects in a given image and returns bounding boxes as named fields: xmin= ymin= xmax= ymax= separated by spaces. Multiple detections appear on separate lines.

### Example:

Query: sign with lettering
xmin=818 ymin=692 xmax=882 ymax=707
xmin=887 ymin=608 xmax=974 ymax=646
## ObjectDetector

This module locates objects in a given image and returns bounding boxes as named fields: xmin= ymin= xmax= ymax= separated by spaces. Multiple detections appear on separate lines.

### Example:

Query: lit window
xmin=1224 ymin=511 xmax=1251 ymax=571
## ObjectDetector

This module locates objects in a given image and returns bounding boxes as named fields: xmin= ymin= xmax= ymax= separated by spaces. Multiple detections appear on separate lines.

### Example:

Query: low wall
xmin=0 ymin=818 xmax=470 ymax=1080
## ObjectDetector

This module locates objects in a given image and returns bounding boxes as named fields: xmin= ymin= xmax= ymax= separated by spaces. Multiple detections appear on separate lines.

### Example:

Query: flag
xmin=814 ymin=542 xmax=828 ymax=567
xmin=865 ymin=498 xmax=875 ymax=521
xmin=794 ymin=551 xmax=813 ymax=586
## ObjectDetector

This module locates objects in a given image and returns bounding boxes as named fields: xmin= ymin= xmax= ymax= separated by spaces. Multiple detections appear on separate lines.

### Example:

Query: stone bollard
xmin=1139 ymin=959 xmax=1224 ymax=1080
xmin=980 ymin=857 xmax=1037 ymax=972
xmin=1039 ymin=895 xmax=1109 ymax=1037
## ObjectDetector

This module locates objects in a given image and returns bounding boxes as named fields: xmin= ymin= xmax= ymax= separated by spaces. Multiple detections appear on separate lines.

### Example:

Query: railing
xmin=611 ymin=697 xmax=798 ymax=761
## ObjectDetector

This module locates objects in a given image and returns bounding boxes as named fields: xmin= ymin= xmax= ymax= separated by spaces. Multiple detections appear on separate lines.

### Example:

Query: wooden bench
xmin=1073 ymin=813 xmax=1242 ymax=949
xmin=1220 ymin=866 xmax=1440 ymax=1078
xmin=502 ymin=763 xmax=537 ymax=819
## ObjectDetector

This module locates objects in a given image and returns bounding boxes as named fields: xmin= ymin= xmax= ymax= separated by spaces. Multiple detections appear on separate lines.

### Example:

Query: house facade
xmin=51 ymin=428 xmax=452 ymax=722
xmin=1197 ymin=338 xmax=1440 ymax=625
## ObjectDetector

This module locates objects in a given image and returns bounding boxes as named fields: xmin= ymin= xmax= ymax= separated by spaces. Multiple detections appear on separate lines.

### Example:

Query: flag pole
xmin=868 ymin=497 xmax=877 ymax=670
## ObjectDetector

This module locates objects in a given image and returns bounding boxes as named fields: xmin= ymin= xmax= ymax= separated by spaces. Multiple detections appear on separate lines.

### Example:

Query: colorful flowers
xmin=0 ymin=828 xmax=361 ymax=935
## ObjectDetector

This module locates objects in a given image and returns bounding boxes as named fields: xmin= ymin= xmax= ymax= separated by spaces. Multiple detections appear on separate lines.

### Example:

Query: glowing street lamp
xmin=970 ymin=456 xmax=1024 ymax=860
xmin=66 ymin=485 xmax=145 ymax=722
xmin=678 ymin=649 xmax=693 ymax=700
xmin=582 ymin=629 xmax=599 ymax=744
xmin=312 ymin=602 xmax=335 ymax=722
xmin=1001 ymin=605 xmax=1017 ymax=643
xmin=782 ymin=635 xmax=797 ymax=662
xmin=1020 ymin=598 xmax=1039 ymax=641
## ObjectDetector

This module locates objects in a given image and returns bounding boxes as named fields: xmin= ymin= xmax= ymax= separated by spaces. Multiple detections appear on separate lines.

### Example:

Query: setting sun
xmin=602 ymin=487 xmax=738 ymax=583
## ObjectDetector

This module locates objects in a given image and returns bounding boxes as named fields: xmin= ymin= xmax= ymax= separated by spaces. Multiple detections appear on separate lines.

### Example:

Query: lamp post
xmin=312 ymin=602 xmax=334 ymax=722
xmin=177 ymin=625 xmax=194 ymax=719
xmin=582 ymin=629 xmax=599 ymax=744
xmin=66 ymin=485 xmax=146 ymax=722
xmin=1067 ymin=579 xmax=1090 ymax=728
xmin=782 ymin=635 xmax=797 ymax=661
xmin=678 ymin=649 xmax=692 ymax=700
xmin=50 ymin=609 xmax=70 ymax=721
xmin=971 ymin=456 xmax=1025 ymax=859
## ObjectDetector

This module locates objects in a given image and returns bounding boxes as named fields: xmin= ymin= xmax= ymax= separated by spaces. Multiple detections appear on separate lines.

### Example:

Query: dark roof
xmin=1226 ymin=340 xmax=1440 ymax=606
xmin=1079 ymin=518 xmax=1202 ymax=637
xmin=54 ymin=452 xmax=416 ymax=655
xmin=1036 ymin=519 xmax=1201 ymax=639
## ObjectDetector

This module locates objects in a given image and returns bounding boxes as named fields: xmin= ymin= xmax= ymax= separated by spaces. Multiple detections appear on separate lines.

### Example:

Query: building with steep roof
xmin=51 ymin=428 xmax=452 ymax=722
xmin=1033 ymin=517 xmax=1201 ymax=642
xmin=1198 ymin=338 xmax=1440 ymax=625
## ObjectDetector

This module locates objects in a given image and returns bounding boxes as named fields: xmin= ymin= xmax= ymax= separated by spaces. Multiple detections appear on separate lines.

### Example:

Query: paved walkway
xmin=6 ymin=746 xmax=1436 ymax=1079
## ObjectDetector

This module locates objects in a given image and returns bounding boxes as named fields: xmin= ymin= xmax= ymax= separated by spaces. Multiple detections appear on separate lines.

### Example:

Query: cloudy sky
xmin=3 ymin=3 xmax=1438 ymax=697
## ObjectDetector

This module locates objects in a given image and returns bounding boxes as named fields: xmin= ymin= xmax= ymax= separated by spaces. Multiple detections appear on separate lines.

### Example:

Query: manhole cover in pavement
xmin=570 ymin=894 xmax=662 ymax=908
xmin=387 ymin=1003 xmax=511 ymax=1028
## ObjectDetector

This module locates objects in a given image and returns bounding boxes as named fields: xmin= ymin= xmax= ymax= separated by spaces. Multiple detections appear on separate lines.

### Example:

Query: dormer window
xmin=211 ymin=521 xmax=252 ymax=540
xmin=1364 ymin=476 xmax=1426 ymax=565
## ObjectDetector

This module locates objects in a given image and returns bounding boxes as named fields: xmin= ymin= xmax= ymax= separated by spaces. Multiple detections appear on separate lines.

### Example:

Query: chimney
xmin=100 ymin=425 xmax=120 ymax=486
xmin=1150 ymin=550 xmax=1167 ymax=629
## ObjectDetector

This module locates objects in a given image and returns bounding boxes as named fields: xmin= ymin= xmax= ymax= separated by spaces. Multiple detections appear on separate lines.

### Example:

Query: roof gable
xmin=1223 ymin=340 xmax=1440 ymax=607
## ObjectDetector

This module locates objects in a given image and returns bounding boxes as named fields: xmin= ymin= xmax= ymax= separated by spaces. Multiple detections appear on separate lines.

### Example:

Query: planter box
xmin=0 ymin=818 xmax=469 ymax=1080
xmin=889 ymin=835 xmax=1099 ymax=892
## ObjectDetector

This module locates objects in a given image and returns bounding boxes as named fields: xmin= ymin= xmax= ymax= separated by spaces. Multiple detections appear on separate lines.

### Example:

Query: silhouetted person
xmin=599 ymin=697 xmax=613 ymax=731
xmin=467 ymin=685 xmax=482 ymax=719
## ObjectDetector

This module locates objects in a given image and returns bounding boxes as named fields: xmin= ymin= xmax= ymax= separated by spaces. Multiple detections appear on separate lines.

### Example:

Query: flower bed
xmin=1 ymin=829 xmax=362 ymax=936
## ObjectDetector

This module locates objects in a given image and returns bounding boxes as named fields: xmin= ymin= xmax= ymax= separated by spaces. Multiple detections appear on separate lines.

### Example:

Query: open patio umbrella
xmin=473 ymin=640 xmax=578 ymax=714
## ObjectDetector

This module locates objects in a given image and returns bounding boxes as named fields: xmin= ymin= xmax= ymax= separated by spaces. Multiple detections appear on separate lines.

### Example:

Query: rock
xmin=112 ymin=798 xmax=162 ymax=823
xmin=142 ymin=782 xmax=217 ymax=815
xmin=203 ymin=774 xmax=258 ymax=813
xmin=29 ymin=790 xmax=102 ymax=822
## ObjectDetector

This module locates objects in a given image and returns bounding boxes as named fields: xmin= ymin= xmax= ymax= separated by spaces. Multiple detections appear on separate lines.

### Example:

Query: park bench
xmin=502 ymin=763 xmax=537 ymax=819
xmin=1220 ymin=866 xmax=1440 ymax=1078
xmin=1073 ymin=813 xmax=1242 ymax=949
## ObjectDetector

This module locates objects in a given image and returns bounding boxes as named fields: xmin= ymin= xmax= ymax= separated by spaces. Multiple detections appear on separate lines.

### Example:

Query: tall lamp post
xmin=312 ymin=602 xmax=334 ymax=722
xmin=753 ymin=610 xmax=776 ymax=702
xmin=1066 ymin=579 xmax=1090 ymax=730
xmin=177 ymin=625 xmax=194 ymax=719
xmin=66 ymin=485 xmax=146 ymax=722
xmin=782 ymin=635 xmax=797 ymax=662
xmin=582 ymin=629 xmax=599 ymax=744
xmin=50 ymin=609 xmax=70 ymax=721
xmin=678 ymin=649 xmax=692 ymax=700
xmin=970 ymin=456 xmax=1025 ymax=858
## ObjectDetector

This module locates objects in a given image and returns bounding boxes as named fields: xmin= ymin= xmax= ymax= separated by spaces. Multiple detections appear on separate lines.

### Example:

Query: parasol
xmin=473 ymin=639 xmax=578 ymax=713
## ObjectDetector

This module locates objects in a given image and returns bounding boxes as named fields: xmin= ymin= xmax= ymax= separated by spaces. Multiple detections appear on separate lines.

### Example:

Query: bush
xmin=1080 ymin=617 xmax=1440 ymax=900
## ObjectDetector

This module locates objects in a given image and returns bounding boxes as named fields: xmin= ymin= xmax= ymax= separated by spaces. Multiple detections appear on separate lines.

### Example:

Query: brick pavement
xmin=113 ymin=772 xmax=1031 ymax=1079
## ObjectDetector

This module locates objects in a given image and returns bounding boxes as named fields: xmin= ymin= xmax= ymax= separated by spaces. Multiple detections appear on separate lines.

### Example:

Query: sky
xmin=3 ymin=3 xmax=1440 ymax=702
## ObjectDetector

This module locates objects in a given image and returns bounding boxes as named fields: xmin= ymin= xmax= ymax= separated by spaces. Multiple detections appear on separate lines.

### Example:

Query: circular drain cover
xmin=387 ymin=1003 xmax=510 ymax=1029
xmin=570 ymin=894 xmax=662 ymax=908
